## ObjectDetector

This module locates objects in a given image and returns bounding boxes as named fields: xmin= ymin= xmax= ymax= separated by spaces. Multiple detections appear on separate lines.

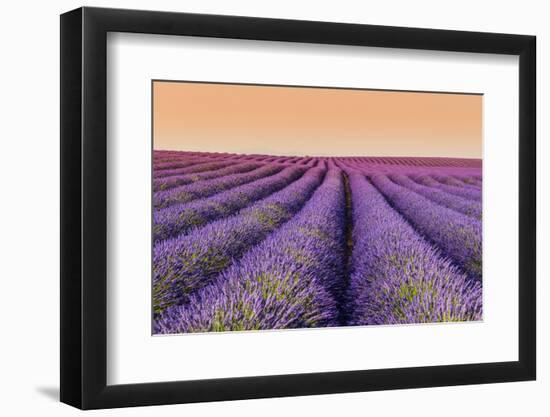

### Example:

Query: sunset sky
xmin=153 ymin=81 xmax=482 ymax=158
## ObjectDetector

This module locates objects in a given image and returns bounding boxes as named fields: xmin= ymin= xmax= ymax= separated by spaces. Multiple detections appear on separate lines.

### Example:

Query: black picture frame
xmin=60 ymin=6 xmax=536 ymax=410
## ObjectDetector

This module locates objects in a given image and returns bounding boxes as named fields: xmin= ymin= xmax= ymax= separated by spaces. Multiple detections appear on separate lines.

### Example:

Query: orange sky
xmin=153 ymin=81 xmax=482 ymax=158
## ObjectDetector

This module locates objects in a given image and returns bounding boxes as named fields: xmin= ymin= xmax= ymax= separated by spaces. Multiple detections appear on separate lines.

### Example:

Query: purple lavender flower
xmin=154 ymin=164 xmax=284 ymax=209
xmin=154 ymin=160 xmax=237 ymax=179
xmin=153 ymin=165 xmax=306 ymax=242
xmin=153 ymin=162 xmax=261 ymax=192
xmin=344 ymin=170 xmax=482 ymax=325
xmin=412 ymin=174 xmax=482 ymax=201
xmin=369 ymin=174 xmax=482 ymax=280
xmin=150 ymin=151 xmax=484 ymax=332
xmin=152 ymin=166 xmax=326 ymax=314
xmin=154 ymin=169 xmax=345 ymax=333
xmin=388 ymin=173 xmax=482 ymax=219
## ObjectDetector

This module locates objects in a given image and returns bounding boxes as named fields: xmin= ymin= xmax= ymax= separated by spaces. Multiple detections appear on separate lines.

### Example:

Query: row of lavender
xmin=152 ymin=150 xmax=482 ymax=333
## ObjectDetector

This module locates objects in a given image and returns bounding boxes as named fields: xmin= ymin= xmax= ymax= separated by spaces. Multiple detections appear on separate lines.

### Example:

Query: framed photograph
xmin=60 ymin=6 xmax=536 ymax=409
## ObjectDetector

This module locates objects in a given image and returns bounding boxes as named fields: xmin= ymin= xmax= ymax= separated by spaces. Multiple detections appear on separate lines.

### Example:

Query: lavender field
xmin=152 ymin=150 xmax=483 ymax=334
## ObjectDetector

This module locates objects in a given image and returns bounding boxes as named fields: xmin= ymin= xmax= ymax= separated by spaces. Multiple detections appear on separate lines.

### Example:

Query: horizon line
xmin=153 ymin=149 xmax=482 ymax=160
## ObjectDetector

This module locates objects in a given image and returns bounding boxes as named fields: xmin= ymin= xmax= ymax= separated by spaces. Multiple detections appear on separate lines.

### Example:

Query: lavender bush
xmin=153 ymin=165 xmax=306 ymax=242
xmin=154 ymin=164 xmax=283 ymax=209
xmin=151 ymin=151 xmax=483 ymax=333
xmin=412 ymin=174 xmax=482 ymax=201
xmin=345 ymin=170 xmax=482 ymax=324
xmin=155 ymin=169 xmax=346 ymax=333
xmin=388 ymin=173 xmax=482 ymax=219
xmin=154 ymin=160 xmax=237 ymax=179
xmin=369 ymin=174 xmax=482 ymax=280
xmin=152 ymin=166 xmax=326 ymax=314
xmin=153 ymin=162 xmax=261 ymax=192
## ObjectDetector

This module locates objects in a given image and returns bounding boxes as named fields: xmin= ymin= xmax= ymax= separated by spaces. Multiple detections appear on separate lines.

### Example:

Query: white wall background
xmin=0 ymin=0 xmax=545 ymax=415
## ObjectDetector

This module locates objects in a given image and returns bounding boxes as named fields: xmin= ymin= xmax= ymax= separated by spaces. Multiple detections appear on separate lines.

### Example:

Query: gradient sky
xmin=153 ymin=81 xmax=482 ymax=158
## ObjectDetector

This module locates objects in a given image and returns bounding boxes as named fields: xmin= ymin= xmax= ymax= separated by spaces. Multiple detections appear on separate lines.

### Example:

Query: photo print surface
xmin=152 ymin=81 xmax=483 ymax=335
